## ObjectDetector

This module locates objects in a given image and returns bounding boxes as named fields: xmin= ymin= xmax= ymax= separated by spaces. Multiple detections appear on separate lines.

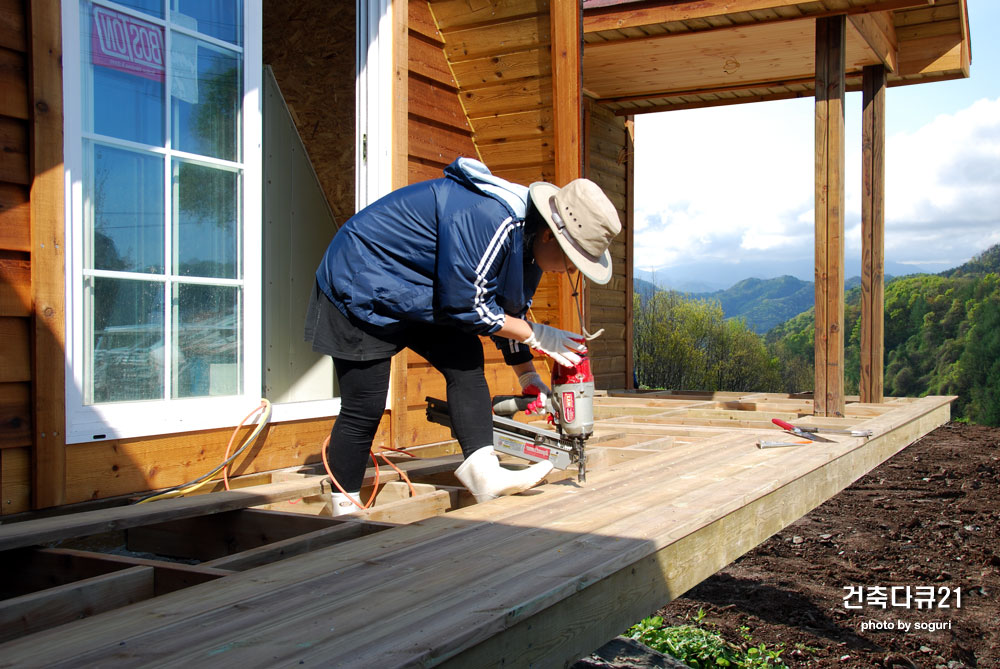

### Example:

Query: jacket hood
xmin=445 ymin=157 xmax=529 ymax=220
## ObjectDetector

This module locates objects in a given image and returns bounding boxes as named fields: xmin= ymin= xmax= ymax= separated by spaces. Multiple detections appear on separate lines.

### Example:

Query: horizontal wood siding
xmin=585 ymin=102 xmax=629 ymax=389
xmin=0 ymin=0 xmax=30 ymax=511
xmin=63 ymin=417 xmax=390 ymax=504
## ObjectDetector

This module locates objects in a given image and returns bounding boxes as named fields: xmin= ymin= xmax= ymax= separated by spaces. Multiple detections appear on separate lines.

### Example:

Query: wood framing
xmin=390 ymin=0 xmax=410 ymax=448
xmin=860 ymin=64 xmax=887 ymax=404
xmin=582 ymin=0 xmax=935 ymax=34
xmin=551 ymin=0 xmax=584 ymax=335
xmin=0 ymin=393 xmax=953 ymax=663
xmin=814 ymin=15 xmax=847 ymax=418
xmin=28 ymin=0 xmax=65 ymax=509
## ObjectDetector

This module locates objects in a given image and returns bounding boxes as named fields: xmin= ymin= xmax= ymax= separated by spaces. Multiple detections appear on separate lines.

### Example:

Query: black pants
xmin=328 ymin=325 xmax=493 ymax=491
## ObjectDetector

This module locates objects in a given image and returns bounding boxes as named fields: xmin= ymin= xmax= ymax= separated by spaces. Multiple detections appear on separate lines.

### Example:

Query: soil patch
xmin=654 ymin=422 xmax=1000 ymax=668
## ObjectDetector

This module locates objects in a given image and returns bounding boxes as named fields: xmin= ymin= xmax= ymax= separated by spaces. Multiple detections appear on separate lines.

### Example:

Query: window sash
xmin=64 ymin=0 xmax=262 ymax=443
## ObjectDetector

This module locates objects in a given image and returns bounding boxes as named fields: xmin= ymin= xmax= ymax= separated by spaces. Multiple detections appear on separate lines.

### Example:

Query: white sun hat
xmin=528 ymin=178 xmax=622 ymax=285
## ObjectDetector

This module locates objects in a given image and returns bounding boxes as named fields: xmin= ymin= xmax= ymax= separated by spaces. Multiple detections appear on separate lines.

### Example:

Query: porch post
xmin=551 ymin=0 xmax=583 ymax=332
xmin=860 ymin=64 xmax=886 ymax=404
xmin=814 ymin=15 xmax=846 ymax=417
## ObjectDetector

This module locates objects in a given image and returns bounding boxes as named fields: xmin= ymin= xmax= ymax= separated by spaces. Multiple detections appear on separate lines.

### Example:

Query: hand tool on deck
xmin=757 ymin=439 xmax=814 ymax=449
xmin=426 ymin=356 xmax=595 ymax=482
xmin=772 ymin=418 xmax=873 ymax=439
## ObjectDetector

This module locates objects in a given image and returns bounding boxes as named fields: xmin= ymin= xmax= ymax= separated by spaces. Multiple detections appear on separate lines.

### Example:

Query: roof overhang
xmin=582 ymin=0 xmax=971 ymax=114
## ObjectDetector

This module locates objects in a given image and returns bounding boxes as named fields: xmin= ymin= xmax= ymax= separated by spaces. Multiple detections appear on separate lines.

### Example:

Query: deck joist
xmin=0 ymin=392 xmax=953 ymax=666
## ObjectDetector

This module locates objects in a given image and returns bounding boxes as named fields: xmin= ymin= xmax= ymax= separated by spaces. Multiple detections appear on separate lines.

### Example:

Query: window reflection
xmin=89 ymin=277 xmax=165 ymax=403
xmin=173 ymin=284 xmax=242 ymax=398
xmin=90 ymin=144 xmax=164 ymax=273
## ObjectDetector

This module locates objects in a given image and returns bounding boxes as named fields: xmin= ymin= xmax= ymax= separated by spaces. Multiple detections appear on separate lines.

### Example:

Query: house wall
xmin=262 ymin=0 xmax=356 ymax=228
xmin=0 ymin=0 xmax=32 ymax=513
xmin=585 ymin=101 xmax=632 ymax=390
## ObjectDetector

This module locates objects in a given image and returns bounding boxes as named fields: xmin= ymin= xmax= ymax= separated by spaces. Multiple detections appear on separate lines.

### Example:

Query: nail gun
xmin=425 ymin=355 xmax=595 ymax=482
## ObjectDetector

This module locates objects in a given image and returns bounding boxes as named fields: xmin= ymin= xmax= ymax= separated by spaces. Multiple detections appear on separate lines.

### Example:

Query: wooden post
xmin=625 ymin=116 xmax=635 ymax=389
xmin=860 ymin=64 xmax=886 ymax=404
xmin=814 ymin=16 xmax=846 ymax=417
xmin=28 ymin=0 xmax=66 ymax=508
xmin=389 ymin=0 xmax=409 ymax=448
xmin=550 ymin=0 xmax=583 ymax=333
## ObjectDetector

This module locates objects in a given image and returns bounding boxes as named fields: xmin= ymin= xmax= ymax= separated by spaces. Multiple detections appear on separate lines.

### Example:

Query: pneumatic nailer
xmin=425 ymin=355 xmax=595 ymax=482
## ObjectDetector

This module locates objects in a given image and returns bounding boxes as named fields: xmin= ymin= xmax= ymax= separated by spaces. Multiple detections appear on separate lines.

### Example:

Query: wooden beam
xmin=814 ymin=15 xmax=847 ymax=418
xmin=860 ymin=64 xmax=886 ymax=404
xmin=203 ymin=521 xmax=392 ymax=571
xmin=30 ymin=548 xmax=232 ymax=596
xmin=848 ymin=11 xmax=898 ymax=72
xmin=0 ymin=566 xmax=154 ymax=643
xmin=390 ymin=0 xmax=409 ymax=449
xmin=0 ymin=477 xmax=331 ymax=552
xmin=551 ymin=0 xmax=584 ymax=333
xmin=583 ymin=0 xmax=936 ymax=34
xmin=624 ymin=115 xmax=635 ymax=389
xmin=125 ymin=508 xmax=344 ymax=561
xmin=28 ymin=0 xmax=65 ymax=509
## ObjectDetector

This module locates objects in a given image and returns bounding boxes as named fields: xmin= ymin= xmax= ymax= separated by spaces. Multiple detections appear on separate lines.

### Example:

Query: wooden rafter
xmin=583 ymin=0 xmax=937 ymax=34
xmin=848 ymin=11 xmax=899 ymax=72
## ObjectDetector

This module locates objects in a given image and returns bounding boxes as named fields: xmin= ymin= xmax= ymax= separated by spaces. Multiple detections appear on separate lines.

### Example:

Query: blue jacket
xmin=316 ymin=159 xmax=543 ymax=342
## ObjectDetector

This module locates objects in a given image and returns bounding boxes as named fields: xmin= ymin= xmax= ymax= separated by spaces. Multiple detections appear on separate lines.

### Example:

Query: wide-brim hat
xmin=528 ymin=179 xmax=622 ymax=285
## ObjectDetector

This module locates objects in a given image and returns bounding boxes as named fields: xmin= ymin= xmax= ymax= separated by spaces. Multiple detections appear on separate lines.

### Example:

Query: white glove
xmin=518 ymin=371 xmax=551 ymax=415
xmin=522 ymin=322 xmax=585 ymax=367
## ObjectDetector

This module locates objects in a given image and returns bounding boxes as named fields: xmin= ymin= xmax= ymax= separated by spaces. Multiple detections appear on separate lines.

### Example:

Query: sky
xmin=633 ymin=0 xmax=1000 ymax=289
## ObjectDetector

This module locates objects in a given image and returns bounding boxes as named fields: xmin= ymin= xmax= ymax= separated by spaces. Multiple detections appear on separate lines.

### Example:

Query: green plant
xmin=627 ymin=616 xmax=738 ymax=668
xmin=626 ymin=616 xmax=789 ymax=669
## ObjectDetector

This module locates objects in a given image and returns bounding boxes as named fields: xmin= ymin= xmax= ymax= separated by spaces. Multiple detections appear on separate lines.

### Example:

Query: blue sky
xmin=634 ymin=0 xmax=1000 ymax=288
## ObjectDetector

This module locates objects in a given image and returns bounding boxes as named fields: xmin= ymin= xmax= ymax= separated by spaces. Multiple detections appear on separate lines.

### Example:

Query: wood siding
xmin=584 ymin=101 xmax=630 ymax=390
xmin=1 ymin=0 xmax=31 ymax=513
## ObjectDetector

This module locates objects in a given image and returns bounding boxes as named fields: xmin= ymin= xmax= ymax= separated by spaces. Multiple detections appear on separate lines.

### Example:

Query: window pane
xmin=88 ymin=277 xmax=165 ymax=404
xmin=173 ymin=284 xmax=241 ymax=398
xmin=89 ymin=143 xmax=164 ymax=273
xmin=84 ymin=2 xmax=165 ymax=145
xmin=173 ymin=0 xmax=242 ymax=46
xmin=171 ymin=34 xmax=242 ymax=160
xmin=116 ymin=0 xmax=164 ymax=19
xmin=174 ymin=160 xmax=240 ymax=278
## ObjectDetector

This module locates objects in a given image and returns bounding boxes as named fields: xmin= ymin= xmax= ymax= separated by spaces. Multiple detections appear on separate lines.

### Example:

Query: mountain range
xmin=637 ymin=258 xmax=928 ymax=293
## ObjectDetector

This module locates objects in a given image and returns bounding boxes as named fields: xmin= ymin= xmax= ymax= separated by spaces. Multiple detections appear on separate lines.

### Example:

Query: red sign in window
xmin=91 ymin=7 xmax=165 ymax=82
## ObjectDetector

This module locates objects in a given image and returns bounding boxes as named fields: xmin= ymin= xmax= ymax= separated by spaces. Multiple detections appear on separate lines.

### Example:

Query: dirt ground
xmin=653 ymin=422 xmax=1000 ymax=668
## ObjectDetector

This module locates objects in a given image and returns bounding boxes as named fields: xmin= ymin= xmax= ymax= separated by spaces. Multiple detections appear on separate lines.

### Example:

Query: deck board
xmin=0 ymin=393 xmax=954 ymax=666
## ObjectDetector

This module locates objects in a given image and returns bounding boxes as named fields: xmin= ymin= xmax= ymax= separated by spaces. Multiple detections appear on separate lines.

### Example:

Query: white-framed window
xmin=63 ymin=0 xmax=263 ymax=442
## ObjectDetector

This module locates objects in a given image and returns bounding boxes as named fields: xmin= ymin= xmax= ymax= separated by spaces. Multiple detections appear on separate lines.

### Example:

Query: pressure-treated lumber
xmin=814 ymin=15 xmax=847 ymax=418
xmin=0 ymin=566 xmax=153 ymax=643
xmin=28 ymin=0 xmax=66 ymax=509
xmin=848 ymin=11 xmax=898 ymax=72
xmin=861 ymin=64 xmax=887 ymax=404
xmin=583 ymin=0 xmax=936 ymax=34
xmin=0 ymin=478 xmax=331 ymax=552
xmin=0 ymin=395 xmax=953 ymax=666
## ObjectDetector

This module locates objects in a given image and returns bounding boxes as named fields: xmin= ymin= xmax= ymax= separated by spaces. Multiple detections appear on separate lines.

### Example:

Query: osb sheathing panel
xmin=263 ymin=0 xmax=355 ymax=226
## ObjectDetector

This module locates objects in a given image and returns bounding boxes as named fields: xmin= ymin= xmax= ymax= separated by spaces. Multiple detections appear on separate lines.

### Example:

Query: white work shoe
xmin=455 ymin=446 xmax=553 ymax=504
xmin=330 ymin=490 xmax=362 ymax=517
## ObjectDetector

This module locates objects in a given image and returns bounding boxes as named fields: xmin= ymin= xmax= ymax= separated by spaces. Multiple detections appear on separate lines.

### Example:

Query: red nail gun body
xmin=484 ymin=355 xmax=595 ymax=481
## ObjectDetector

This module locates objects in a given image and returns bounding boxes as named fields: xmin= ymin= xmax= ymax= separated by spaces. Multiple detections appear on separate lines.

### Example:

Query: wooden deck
xmin=0 ymin=392 xmax=953 ymax=667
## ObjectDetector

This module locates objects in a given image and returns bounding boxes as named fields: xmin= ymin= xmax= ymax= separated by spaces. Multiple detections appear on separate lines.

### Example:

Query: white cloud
xmin=634 ymin=96 xmax=1000 ymax=277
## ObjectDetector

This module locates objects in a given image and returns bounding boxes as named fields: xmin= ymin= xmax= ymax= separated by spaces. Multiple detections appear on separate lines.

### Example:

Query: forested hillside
xmin=688 ymin=275 xmax=814 ymax=333
xmin=633 ymin=245 xmax=1000 ymax=425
